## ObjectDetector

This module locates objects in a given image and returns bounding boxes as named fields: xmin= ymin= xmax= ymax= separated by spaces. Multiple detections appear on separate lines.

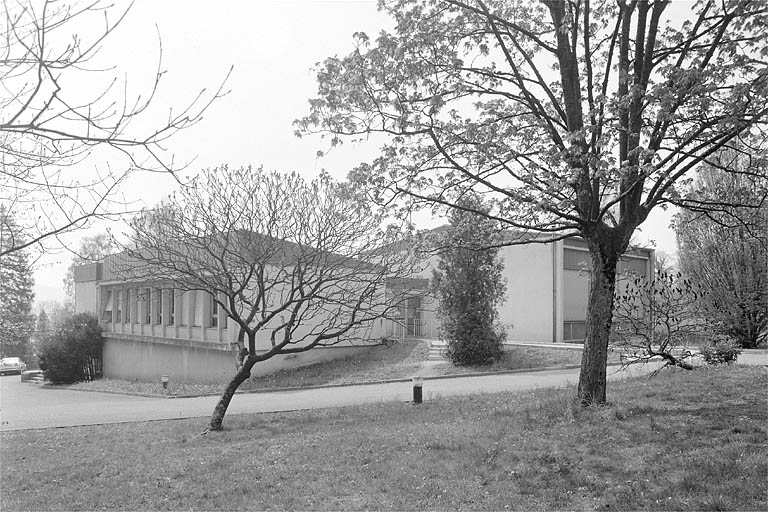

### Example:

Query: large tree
xmin=298 ymin=0 xmax=768 ymax=405
xmin=0 ymin=206 xmax=35 ymax=358
xmin=1 ymin=0 xmax=229 ymax=258
xmin=677 ymin=151 xmax=767 ymax=348
xmin=120 ymin=166 xmax=418 ymax=430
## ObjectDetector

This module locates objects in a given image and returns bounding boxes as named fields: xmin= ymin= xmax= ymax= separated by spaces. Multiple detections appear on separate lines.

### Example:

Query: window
xmin=168 ymin=288 xmax=175 ymax=326
xmin=618 ymin=256 xmax=648 ymax=278
xmin=143 ymin=288 xmax=152 ymax=325
xmin=125 ymin=288 xmax=131 ymax=323
xmin=210 ymin=293 xmax=219 ymax=328
xmin=563 ymin=321 xmax=586 ymax=341
xmin=115 ymin=290 xmax=122 ymax=323
xmin=154 ymin=288 xmax=163 ymax=325
xmin=192 ymin=290 xmax=203 ymax=327
xmin=180 ymin=291 xmax=190 ymax=326
xmin=102 ymin=290 xmax=113 ymax=323
xmin=563 ymin=248 xmax=591 ymax=272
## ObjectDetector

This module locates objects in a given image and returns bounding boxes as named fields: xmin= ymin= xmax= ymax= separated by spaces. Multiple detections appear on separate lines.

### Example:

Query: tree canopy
xmin=299 ymin=0 xmax=768 ymax=405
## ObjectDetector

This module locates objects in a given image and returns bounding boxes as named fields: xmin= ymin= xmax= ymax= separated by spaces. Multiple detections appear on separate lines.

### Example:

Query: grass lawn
xmin=65 ymin=340 xmax=604 ymax=397
xmin=2 ymin=366 xmax=765 ymax=511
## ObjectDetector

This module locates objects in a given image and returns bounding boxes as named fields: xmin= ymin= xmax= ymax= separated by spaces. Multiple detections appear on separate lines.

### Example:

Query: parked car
xmin=0 ymin=357 xmax=27 ymax=375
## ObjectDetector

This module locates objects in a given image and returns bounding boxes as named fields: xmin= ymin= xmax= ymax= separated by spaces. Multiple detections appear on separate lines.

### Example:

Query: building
xmin=74 ymin=249 xmax=400 ymax=384
xmin=385 ymin=234 xmax=654 ymax=344
xmin=74 ymin=235 xmax=652 ymax=383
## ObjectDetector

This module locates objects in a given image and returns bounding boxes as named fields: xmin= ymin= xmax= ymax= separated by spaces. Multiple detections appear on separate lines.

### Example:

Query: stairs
xmin=20 ymin=370 xmax=44 ymax=384
xmin=427 ymin=341 xmax=448 ymax=361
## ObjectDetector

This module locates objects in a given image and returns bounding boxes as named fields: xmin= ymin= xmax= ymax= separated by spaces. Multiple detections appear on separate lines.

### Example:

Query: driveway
xmin=1 ymin=362 xmax=662 ymax=431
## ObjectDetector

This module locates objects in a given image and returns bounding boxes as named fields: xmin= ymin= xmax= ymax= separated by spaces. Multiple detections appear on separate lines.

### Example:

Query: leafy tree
xmin=299 ymin=0 xmax=768 ymax=405
xmin=63 ymin=233 xmax=118 ymax=303
xmin=432 ymin=195 xmax=506 ymax=365
xmin=677 ymin=152 xmax=767 ymax=348
xmin=0 ymin=206 xmax=35 ymax=359
xmin=1 ymin=0 xmax=229 ymax=258
xmin=120 ymin=166 xmax=418 ymax=431
xmin=38 ymin=312 xmax=102 ymax=384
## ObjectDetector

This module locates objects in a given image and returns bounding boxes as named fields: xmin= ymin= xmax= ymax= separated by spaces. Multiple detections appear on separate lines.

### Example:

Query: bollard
xmin=162 ymin=375 xmax=169 ymax=390
xmin=412 ymin=376 xmax=423 ymax=404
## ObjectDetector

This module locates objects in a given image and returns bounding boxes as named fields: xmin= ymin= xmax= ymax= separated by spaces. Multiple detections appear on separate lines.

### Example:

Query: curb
xmin=40 ymin=362 xmax=638 ymax=399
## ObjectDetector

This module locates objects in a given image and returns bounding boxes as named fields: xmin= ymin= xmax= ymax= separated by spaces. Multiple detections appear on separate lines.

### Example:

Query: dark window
xmin=563 ymin=249 xmax=591 ymax=271
xmin=210 ymin=294 xmax=218 ymax=328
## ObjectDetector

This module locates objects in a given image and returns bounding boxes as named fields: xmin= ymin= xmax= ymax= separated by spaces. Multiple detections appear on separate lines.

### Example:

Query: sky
xmin=31 ymin=0 xmax=679 ymax=305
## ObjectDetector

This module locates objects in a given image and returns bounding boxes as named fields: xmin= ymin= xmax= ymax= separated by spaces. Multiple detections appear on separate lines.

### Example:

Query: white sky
xmin=32 ymin=0 xmax=679 ymax=305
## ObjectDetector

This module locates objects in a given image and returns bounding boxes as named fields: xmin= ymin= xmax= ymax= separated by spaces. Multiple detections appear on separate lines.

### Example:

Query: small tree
xmin=121 ymin=166 xmax=418 ymax=430
xmin=432 ymin=196 xmax=506 ymax=365
xmin=611 ymin=270 xmax=709 ymax=372
xmin=38 ymin=312 xmax=103 ymax=384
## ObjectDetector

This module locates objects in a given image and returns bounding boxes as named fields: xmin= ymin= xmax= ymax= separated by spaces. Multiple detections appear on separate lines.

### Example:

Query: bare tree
xmin=677 ymin=152 xmax=768 ymax=348
xmin=611 ymin=269 xmax=707 ymax=372
xmin=1 ymin=0 xmax=230 ymax=257
xmin=119 ymin=165 xmax=419 ymax=430
xmin=298 ymin=0 xmax=768 ymax=405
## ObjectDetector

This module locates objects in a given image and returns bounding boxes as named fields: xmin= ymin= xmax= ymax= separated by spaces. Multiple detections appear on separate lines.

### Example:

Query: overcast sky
xmin=33 ymin=0 xmax=679 ymax=305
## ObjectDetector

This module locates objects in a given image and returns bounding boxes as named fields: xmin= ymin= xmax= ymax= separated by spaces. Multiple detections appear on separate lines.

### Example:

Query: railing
xmin=384 ymin=318 xmax=436 ymax=339
xmin=82 ymin=356 xmax=102 ymax=381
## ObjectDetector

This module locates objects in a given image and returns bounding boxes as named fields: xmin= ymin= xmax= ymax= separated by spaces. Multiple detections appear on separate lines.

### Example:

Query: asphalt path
xmin=3 ymin=350 xmax=765 ymax=432
xmin=0 ymin=363 xmax=664 ymax=431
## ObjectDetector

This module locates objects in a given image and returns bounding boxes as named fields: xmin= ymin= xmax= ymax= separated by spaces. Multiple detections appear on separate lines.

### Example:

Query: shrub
xmin=700 ymin=338 xmax=742 ymax=365
xmin=443 ymin=320 xmax=506 ymax=366
xmin=38 ymin=312 xmax=103 ymax=384
xmin=611 ymin=270 xmax=708 ymax=370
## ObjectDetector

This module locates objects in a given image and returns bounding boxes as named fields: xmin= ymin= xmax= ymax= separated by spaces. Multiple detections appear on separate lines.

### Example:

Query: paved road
xmin=0 ymin=363 xmax=662 ymax=431
xmin=4 ymin=350 xmax=765 ymax=432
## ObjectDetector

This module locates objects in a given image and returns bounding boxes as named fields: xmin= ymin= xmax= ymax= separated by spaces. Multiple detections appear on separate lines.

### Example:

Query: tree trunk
xmin=208 ymin=358 xmax=255 ymax=431
xmin=578 ymin=243 xmax=619 ymax=406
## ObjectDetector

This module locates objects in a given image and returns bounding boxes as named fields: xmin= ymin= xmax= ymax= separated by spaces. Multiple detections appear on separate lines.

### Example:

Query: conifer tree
xmin=0 ymin=206 xmax=35 ymax=358
xmin=432 ymin=195 xmax=506 ymax=365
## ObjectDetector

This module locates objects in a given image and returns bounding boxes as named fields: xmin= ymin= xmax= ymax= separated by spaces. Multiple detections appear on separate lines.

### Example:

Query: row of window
xmin=102 ymin=288 xmax=220 ymax=328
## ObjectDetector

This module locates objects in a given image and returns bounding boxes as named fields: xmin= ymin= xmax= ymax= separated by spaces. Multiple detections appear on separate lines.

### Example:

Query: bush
xmin=700 ymin=338 xmax=742 ymax=366
xmin=38 ymin=312 xmax=103 ymax=384
xmin=443 ymin=318 xmax=505 ymax=366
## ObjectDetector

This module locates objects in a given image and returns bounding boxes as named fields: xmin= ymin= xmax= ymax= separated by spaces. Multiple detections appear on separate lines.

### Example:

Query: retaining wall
xmin=102 ymin=333 xmax=376 ymax=384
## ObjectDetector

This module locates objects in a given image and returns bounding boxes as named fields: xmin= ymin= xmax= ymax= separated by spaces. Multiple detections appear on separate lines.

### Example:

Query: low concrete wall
xmin=102 ymin=333 xmax=376 ymax=384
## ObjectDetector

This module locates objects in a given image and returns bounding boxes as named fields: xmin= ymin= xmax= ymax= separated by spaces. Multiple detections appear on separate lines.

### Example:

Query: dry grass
xmin=2 ymin=366 xmax=765 ymax=511
xmin=64 ymin=341 xmax=600 ymax=397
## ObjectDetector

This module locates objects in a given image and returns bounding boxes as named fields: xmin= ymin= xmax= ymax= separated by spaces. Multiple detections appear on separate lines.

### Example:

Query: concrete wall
xmin=498 ymin=243 xmax=555 ymax=342
xmin=102 ymin=333 xmax=376 ymax=384
xmin=74 ymin=281 xmax=99 ymax=315
xmin=416 ymin=242 xmax=557 ymax=343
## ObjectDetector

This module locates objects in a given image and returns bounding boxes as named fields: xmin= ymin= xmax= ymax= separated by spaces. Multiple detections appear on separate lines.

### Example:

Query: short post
xmin=161 ymin=375 xmax=169 ymax=390
xmin=412 ymin=376 xmax=423 ymax=404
